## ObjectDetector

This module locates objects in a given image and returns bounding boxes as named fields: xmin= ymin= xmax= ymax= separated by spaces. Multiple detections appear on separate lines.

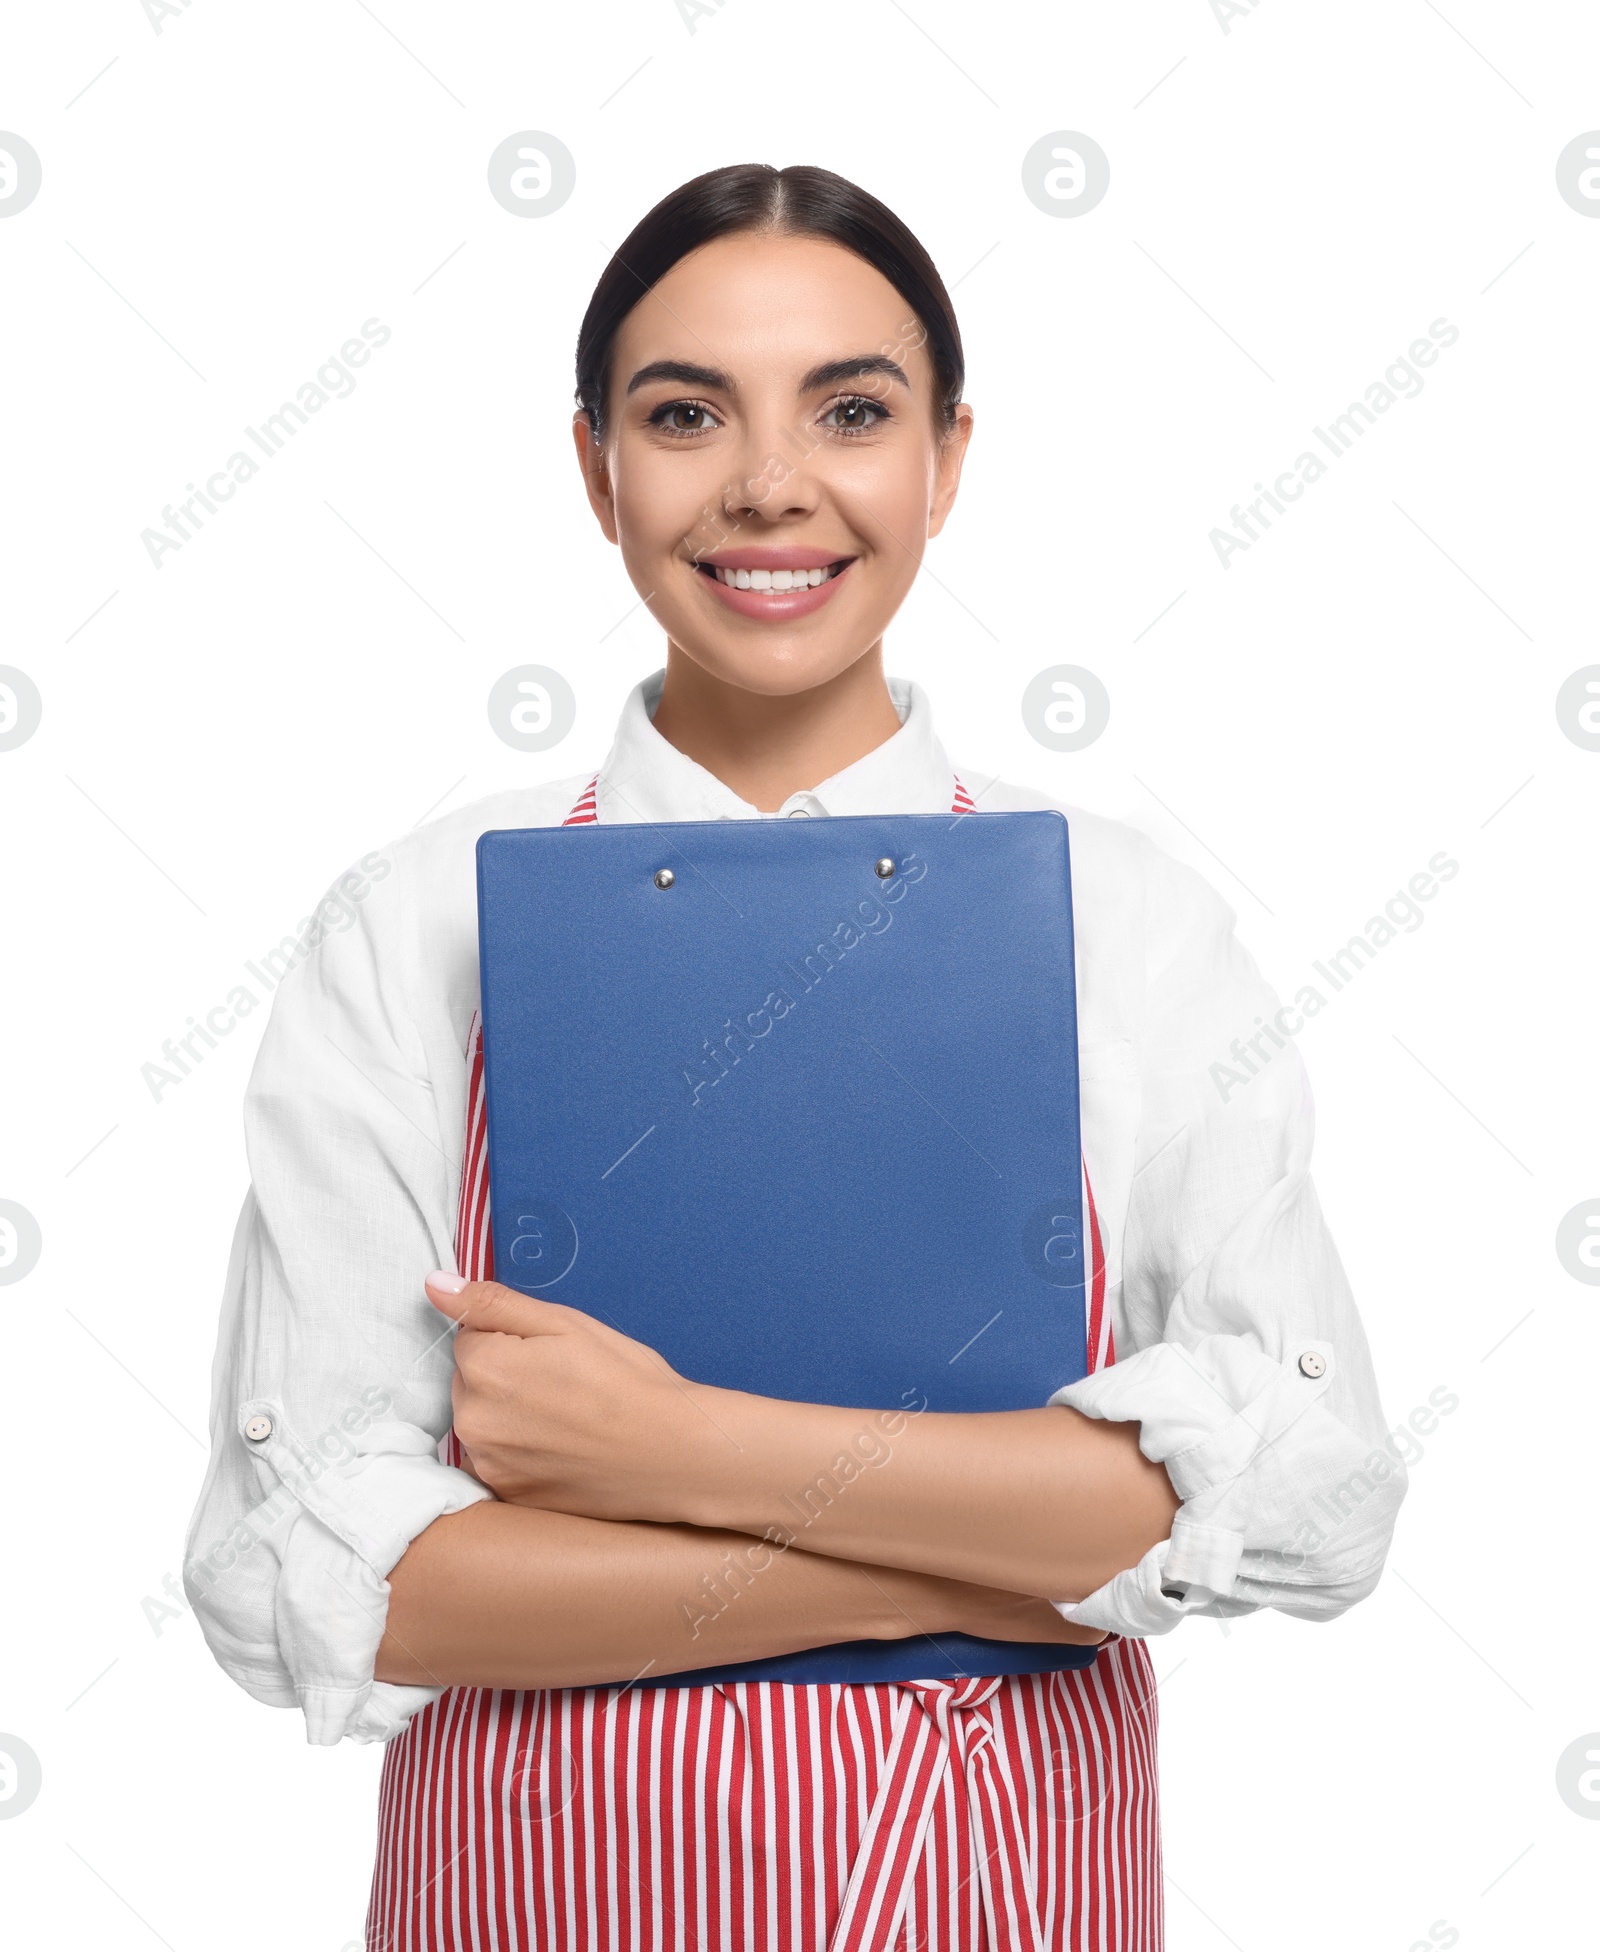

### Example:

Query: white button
xmin=787 ymin=806 xmax=811 ymax=818
xmin=1297 ymin=1351 xmax=1326 ymax=1379
xmin=243 ymin=1414 xmax=274 ymax=1442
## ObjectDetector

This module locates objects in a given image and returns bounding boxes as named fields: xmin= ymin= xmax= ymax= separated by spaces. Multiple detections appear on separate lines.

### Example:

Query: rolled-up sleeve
xmin=183 ymin=852 xmax=491 ymax=1744
xmin=1052 ymin=842 xmax=1407 ymax=1638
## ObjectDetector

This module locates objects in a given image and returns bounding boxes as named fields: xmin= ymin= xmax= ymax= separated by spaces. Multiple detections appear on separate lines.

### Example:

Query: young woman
xmin=186 ymin=165 xmax=1405 ymax=1951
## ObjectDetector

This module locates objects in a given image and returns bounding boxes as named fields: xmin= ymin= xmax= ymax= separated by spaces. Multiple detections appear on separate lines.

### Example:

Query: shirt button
xmin=787 ymin=806 xmax=811 ymax=818
xmin=243 ymin=1414 xmax=274 ymax=1442
xmin=1297 ymin=1351 xmax=1327 ymax=1379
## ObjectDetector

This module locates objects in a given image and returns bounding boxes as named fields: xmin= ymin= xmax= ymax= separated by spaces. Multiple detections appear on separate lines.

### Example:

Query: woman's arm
xmin=655 ymin=1393 xmax=1177 ymax=1601
xmin=427 ymin=1278 xmax=1178 ymax=1605
xmin=375 ymin=1502 xmax=1105 ymax=1691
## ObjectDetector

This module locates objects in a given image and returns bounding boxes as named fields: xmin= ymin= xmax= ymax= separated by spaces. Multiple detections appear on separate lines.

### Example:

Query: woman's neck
xmin=649 ymin=644 xmax=904 ymax=812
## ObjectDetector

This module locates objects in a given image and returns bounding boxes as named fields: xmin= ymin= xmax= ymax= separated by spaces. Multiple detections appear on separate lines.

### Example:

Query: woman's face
xmin=574 ymin=231 xmax=973 ymax=697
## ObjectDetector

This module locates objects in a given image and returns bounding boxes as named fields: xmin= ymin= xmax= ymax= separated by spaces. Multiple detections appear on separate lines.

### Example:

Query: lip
xmin=690 ymin=551 xmax=855 ymax=622
xmin=696 ymin=546 xmax=852 ymax=572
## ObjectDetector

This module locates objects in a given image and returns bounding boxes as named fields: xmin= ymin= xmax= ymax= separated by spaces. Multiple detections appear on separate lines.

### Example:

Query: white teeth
xmin=712 ymin=563 xmax=839 ymax=589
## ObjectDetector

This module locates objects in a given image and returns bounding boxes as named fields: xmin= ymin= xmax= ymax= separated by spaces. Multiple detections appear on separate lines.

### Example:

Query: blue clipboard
xmin=476 ymin=809 xmax=1096 ymax=1684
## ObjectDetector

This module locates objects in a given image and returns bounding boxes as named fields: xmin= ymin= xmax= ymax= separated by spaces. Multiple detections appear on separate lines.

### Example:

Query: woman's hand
xmin=426 ymin=1272 xmax=726 ymax=1521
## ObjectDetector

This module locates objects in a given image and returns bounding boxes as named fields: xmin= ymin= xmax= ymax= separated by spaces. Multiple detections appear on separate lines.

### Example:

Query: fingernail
xmin=426 ymin=1270 xmax=468 ymax=1294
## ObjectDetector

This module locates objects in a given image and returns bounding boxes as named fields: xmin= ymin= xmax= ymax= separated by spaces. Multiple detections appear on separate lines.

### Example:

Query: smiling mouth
xmin=694 ymin=559 xmax=852 ymax=591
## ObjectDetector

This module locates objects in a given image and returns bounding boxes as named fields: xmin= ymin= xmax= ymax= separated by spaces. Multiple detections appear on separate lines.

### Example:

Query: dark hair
xmin=575 ymin=164 xmax=964 ymax=438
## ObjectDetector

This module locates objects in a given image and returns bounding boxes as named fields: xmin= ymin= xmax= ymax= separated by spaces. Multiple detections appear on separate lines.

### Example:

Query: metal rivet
xmin=874 ymin=858 xmax=896 ymax=879
xmin=653 ymin=868 xmax=675 ymax=889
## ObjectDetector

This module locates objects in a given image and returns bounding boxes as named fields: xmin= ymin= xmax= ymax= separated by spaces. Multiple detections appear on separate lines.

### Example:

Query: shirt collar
xmin=594 ymin=667 xmax=958 ymax=824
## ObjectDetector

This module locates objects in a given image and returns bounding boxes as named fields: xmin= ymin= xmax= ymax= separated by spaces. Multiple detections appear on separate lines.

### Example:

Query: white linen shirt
xmin=185 ymin=668 xmax=1406 ymax=1745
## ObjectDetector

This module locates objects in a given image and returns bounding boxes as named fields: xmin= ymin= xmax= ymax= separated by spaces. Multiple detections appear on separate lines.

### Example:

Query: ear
xmin=926 ymin=403 xmax=975 ymax=541
xmin=572 ymin=410 xmax=620 ymax=545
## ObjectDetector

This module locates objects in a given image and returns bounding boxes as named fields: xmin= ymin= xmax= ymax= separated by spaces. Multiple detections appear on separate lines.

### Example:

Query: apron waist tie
xmin=828 ymin=1675 xmax=1045 ymax=1952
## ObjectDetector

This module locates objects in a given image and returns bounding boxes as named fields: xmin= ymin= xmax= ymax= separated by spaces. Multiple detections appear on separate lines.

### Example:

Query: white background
xmin=3 ymin=1 xmax=1597 ymax=1946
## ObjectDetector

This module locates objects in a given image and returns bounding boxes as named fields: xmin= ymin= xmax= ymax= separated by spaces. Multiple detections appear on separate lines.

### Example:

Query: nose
xmin=720 ymin=401 xmax=825 ymax=527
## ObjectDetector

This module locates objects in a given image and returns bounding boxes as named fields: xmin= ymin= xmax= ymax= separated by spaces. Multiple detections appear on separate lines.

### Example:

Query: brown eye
xmin=650 ymin=399 xmax=721 ymax=435
xmin=822 ymin=394 xmax=888 ymax=435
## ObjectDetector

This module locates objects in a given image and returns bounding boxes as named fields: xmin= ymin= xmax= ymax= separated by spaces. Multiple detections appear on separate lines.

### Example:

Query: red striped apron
xmin=367 ymin=775 xmax=1159 ymax=1951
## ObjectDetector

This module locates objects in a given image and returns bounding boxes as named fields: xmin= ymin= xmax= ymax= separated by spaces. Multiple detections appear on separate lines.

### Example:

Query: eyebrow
xmin=625 ymin=359 xmax=729 ymax=397
xmin=624 ymin=353 xmax=911 ymax=398
xmin=800 ymin=355 xmax=911 ymax=394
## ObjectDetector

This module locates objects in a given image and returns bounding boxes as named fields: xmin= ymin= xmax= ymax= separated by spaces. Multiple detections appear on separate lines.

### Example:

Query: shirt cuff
xmin=1047 ymin=1332 xmax=1343 ymax=1633
xmin=1049 ymin=1334 xmax=1337 ymax=1499
xmin=236 ymin=1397 xmax=493 ymax=1572
xmin=301 ymin=1678 xmax=448 ymax=1747
xmin=197 ymin=1402 xmax=493 ymax=1746
xmin=1052 ymin=1537 xmax=1220 ymax=1639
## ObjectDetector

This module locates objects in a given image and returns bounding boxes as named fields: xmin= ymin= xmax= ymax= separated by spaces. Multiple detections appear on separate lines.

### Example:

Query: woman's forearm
xmin=375 ymin=1500 xmax=1103 ymax=1692
xmin=426 ymin=1277 xmax=1174 ymax=1612
xmin=673 ymin=1395 xmax=1180 ymax=1603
